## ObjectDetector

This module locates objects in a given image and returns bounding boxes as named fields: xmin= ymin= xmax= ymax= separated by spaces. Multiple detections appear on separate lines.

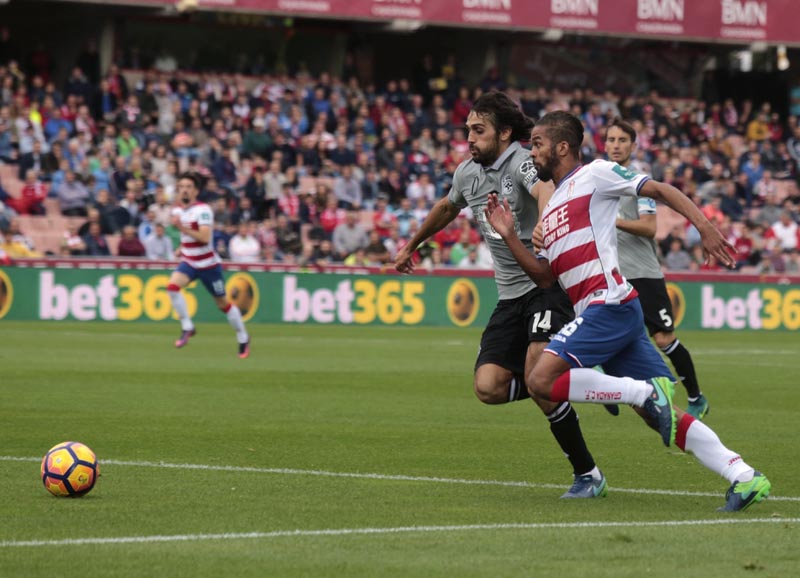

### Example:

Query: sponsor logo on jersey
xmin=612 ymin=163 xmax=639 ymax=181
xmin=519 ymin=160 xmax=537 ymax=187
xmin=542 ymin=205 xmax=570 ymax=247
xmin=501 ymin=175 xmax=513 ymax=196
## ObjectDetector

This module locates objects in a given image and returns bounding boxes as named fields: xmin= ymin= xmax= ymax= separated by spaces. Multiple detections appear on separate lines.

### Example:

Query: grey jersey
xmin=448 ymin=142 xmax=540 ymax=299
xmin=616 ymin=195 xmax=663 ymax=279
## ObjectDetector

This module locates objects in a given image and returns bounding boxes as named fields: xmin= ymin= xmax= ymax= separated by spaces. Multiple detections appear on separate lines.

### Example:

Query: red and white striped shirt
xmin=540 ymin=160 xmax=650 ymax=316
xmin=177 ymin=202 xmax=220 ymax=269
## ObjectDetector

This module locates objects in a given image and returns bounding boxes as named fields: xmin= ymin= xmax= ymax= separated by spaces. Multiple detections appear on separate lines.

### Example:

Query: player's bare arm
xmin=395 ymin=196 xmax=460 ymax=274
xmin=531 ymin=179 xmax=554 ymax=206
xmin=639 ymin=180 xmax=735 ymax=268
xmin=528 ymin=180 xmax=554 ymax=250
xmin=616 ymin=213 xmax=657 ymax=239
xmin=532 ymin=221 xmax=544 ymax=252
xmin=484 ymin=193 xmax=555 ymax=287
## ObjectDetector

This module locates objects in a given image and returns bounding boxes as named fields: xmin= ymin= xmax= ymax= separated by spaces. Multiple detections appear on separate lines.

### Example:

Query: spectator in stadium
xmin=0 ymin=228 xmax=41 ymax=258
xmin=60 ymin=223 xmax=87 ymax=256
xmin=228 ymin=221 xmax=262 ymax=263
xmin=147 ymin=188 xmax=173 ymax=228
xmin=242 ymin=117 xmax=271 ymax=159
xmin=144 ymin=223 xmax=174 ymax=261
xmin=664 ymin=238 xmax=692 ymax=271
xmin=406 ymin=172 xmax=436 ymax=206
xmin=12 ymin=169 xmax=48 ymax=215
xmin=137 ymin=209 xmax=156 ymax=242
xmin=332 ymin=209 xmax=369 ymax=260
xmin=364 ymin=229 xmax=390 ymax=264
xmin=118 ymin=186 xmax=142 ymax=226
xmin=333 ymin=164 xmax=362 ymax=210
xmin=82 ymin=221 xmax=111 ymax=256
xmin=394 ymin=197 xmax=415 ymax=238
xmin=0 ymin=195 xmax=16 ymax=231
xmin=262 ymin=159 xmax=285 ymax=218
xmin=17 ymin=139 xmax=48 ymax=180
xmin=117 ymin=224 xmax=146 ymax=257
xmin=44 ymin=108 xmax=73 ymax=143
xmin=770 ymin=210 xmax=799 ymax=252
xmin=274 ymin=213 xmax=302 ymax=258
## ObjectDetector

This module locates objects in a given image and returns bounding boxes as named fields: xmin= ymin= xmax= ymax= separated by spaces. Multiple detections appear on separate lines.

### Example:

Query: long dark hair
xmin=471 ymin=91 xmax=534 ymax=143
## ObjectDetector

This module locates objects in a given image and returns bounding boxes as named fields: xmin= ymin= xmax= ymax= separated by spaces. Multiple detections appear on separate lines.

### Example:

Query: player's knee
xmin=473 ymin=378 xmax=508 ymax=405
xmin=525 ymin=368 xmax=552 ymax=400
xmin=653 ymin=332 xmax=676 ymax=349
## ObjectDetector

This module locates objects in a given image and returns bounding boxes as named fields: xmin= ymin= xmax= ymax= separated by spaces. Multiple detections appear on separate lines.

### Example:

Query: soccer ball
xmin=40 ymin=441 xmax=99 ymax=497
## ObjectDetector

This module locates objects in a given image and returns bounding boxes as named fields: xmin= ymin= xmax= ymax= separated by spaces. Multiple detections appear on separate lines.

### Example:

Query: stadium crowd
xmin=2 ymin=53 xmax=800 ymax=273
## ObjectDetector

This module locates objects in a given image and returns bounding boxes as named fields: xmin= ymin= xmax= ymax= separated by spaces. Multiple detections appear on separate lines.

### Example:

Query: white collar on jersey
xmin=484 ymin=141 xmax=522 ymax=172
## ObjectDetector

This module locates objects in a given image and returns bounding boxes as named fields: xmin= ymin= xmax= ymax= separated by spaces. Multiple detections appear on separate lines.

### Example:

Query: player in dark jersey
xmin=396 ymin=91 xmax=606 ymax=498
xmin=607 ymin=118 xmax=708 ymax=419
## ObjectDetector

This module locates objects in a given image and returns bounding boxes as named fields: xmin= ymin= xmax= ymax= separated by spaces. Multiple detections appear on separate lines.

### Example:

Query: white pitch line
xmin=4 ymin=455 xmax=799 ymax=502
xmin=2 ymin=518 xmax=800 ymax=548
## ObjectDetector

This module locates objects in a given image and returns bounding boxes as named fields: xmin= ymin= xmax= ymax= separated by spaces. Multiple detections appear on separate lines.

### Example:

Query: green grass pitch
xmin=0 ymin=321 xmax=798 ymax=577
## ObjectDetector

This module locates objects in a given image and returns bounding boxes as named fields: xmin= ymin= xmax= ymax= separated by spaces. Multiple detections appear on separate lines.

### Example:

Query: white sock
xmin=555 ymin=368 xmax=651 ymax=407
xmin=577 ymin=465 xmax=603 ymax=481
xmin=168 ymin=290 xmax=194 ymax=331
xmin=226 ymin=305 xmax=248 ymax=344
xmin=681 ymin=419 xmax=755 ymax=484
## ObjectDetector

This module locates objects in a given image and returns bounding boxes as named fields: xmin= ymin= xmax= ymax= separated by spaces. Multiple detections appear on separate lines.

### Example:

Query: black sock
xmin=547 ymin=402 xmax=595 ymax=476
xmin=508 ymin=374 xmax=531 ymax=402
xmin=662 ymin=339 xmax=701 ymax=398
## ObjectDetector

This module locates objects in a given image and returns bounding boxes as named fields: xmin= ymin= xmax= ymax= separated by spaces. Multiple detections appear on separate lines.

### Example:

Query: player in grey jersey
xmin=607 ymin=118 xmax=709 ymax=419
xmin=396 ymin=91 xmax=607 ymax=498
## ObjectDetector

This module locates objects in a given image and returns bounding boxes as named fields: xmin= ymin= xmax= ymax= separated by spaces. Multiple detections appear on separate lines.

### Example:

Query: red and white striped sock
xmin=167 ymin=285 xmax=193 ymax=331
xmin=224 ymin=304 xmax=248 ymax=344
xmin=675 ymin=414 xmax=754 ymax=484
xmin=551 ymin=368 xmax=651 ymax=407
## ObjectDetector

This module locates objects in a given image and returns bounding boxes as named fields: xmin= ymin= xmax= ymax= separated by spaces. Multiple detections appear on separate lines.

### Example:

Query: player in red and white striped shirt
xmin=167 ymin=172 xmax=250 ymax=358
xmin=485 ymin=111 xmax=770 ymax=511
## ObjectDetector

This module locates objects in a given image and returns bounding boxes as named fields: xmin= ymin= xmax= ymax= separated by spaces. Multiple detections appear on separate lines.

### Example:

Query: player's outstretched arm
xmin=639 ymin=180 xmax=735 ymax=268
xmin=484 ymin=193 xmax=555 ymax=287
xmin=395 ymin=196 xmax=460 ymax=274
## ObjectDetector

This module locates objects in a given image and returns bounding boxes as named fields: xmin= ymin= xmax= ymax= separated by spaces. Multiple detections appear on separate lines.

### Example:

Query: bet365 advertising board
xmin=1 ymin=264 xmax=799 ymax=330
xmin=0 ymin=265 xmax=493 ymax=328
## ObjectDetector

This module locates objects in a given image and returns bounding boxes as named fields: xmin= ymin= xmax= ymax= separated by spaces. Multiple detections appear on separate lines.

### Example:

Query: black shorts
xmin=475 ymin=286 xmax=575 ymax=375
xmin=629 ymin=277 xmax=674 ymax=336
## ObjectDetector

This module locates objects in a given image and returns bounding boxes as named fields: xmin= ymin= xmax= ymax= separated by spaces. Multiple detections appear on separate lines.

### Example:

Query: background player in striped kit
xmin=607 ymin=118 xmax=709 ymax=419
xmin=396 ymin=91 xmax=607 ymax=499
xmin=485 ymin=111 xmax=770 ymax=511
xmin=168 ymin=172 xmax=250 ymax=359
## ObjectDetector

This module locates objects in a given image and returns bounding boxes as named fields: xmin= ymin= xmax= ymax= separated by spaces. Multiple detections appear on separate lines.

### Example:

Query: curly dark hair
xmin=535 ymin=111 xmax=584 ymax=157
xmin=470 ymin=91 xmax=534 ymax=143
